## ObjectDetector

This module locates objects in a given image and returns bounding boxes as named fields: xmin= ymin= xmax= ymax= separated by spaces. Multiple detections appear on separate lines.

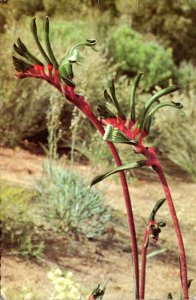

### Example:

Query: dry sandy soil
xmin=1 ymin=147 xmax=196 ymax=299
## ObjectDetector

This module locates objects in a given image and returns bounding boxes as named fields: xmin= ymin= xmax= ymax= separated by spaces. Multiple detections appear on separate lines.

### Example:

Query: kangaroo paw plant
xmin=12 ymin=17 xmax=191 ymax=299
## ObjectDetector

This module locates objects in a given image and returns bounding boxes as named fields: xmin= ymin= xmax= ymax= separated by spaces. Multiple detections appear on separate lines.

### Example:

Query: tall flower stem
xmin=153 ymin=164 xmax=188 ymax=300
xmin=134 ymin=143 xmax=188 ymax=299
xmin=63 ymin=86 xmax=140 ymax=299
xmin=140 ymin=229 xmax=148 ymax=300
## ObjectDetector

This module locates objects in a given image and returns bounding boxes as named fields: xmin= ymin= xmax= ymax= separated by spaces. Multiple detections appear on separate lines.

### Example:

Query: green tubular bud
xmin=167 ymin=292 xmax=173 ymax=299
xmin=97 ymin=104 xmax=116 ymax=119
xmin=85 ymin=39 xmax=97 ymax=47
xmin=157 ymin=221 xmax=166 ymax=227
xmin=138 ymin=85 xmax=180 ymax=131
xmin=59 ymin=39 xmax=97 ymax=84
xmin=109 ymin=79 xmax=126 ymax=119
xmin=144 ymin=101 xmax=183 ymax=133
xmin=62 ymin=77 xmax=76 ymax=87
xmin=103 ymin=125 xmax=137 ymax=145
xmin=12 ymin=56 xmax=33 ymax=72
xmin=14 ymin=43 xmax=41 ymax=66
xmin=179 ymin=279 xmax=193 ymax=300
xmin=13 ymin=43 xmax=29 ymax=60
xmin=90 ymin=160 xmax=146 ymax=187
xmin=104 ymin=89 xmax=113 ymax=104
xmin=103 ymin=125 xmax=113 ymax=140
xmin=188 ymin=279 xmax=193 ymax=289
xmin=17 ymin=38 xmax=44 ymax=65
xmin=68 ymin=39 xmax=97 ymax=54
xmin=43 ymin=16 xmax=59 ymax=69
xmin=130 ymin=73 xmax=143 ymax=122
xmin=149 ymin=198 xmax=166 ymax=221
xmin=31 ymin=18 xmax=52 ymax=65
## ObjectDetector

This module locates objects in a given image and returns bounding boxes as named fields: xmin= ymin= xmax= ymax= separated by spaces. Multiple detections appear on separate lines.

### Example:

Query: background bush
xmin=153 ymin=91 xmax=196 ymax=181
xmin=0 ymin=183 xmax=44 ymax=258
xmin=108 ymin=24 xmax=175 ymax=89
xmin=35 ymin=162 xmax=111 ymax=238
xmin=130 ymin=0 xmax=196 ymax=65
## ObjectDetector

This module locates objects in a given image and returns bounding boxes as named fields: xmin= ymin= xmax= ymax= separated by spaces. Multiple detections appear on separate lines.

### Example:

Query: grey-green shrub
xmin=35 ymin=162 xmax=111 ymax=238
xmin=108 ymin=24 xmax=175 ymax=89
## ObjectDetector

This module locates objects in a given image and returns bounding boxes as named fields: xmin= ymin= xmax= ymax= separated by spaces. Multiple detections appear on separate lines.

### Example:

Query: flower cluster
xmin=47 ymin=268 xmax=84 ymax=300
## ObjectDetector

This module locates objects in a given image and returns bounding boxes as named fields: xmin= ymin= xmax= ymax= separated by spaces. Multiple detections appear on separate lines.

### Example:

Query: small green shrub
xmin=35 ymin=162 xmax=111 ymax=238
xmin=109 ymin=25 xmax=175 ymax=89
xmin=1 ymin=184 xmax=44 ymax=258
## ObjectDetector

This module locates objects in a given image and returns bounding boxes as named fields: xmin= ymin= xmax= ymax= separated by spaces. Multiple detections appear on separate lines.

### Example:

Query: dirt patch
xmin=1 ymin=147 xmax=196 ymax=299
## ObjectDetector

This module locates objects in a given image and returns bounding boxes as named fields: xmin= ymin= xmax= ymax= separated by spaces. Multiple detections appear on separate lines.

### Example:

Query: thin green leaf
xmin=90 ymin=160 xmax=146 ymax=187
xmin=130 ymin=73 xmax=143 ymax=122
xmin=147 ymin=248 xmax=167 ymax=258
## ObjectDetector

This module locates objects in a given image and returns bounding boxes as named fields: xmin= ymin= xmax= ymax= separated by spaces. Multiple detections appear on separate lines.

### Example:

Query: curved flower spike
xmin=103 ymin=124 xmax=137 ymax=145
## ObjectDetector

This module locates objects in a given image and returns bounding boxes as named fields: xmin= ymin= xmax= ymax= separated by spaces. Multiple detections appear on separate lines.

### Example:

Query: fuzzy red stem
xmin=63 ymin=88 xmax=140 ymax=299
xmin=153 ymin=164 xmax=189 ymax=299
xmin=140 ymin=229 xmax=148 ymax=299
xmin=134 ymin=138 xmax=188 ymax=299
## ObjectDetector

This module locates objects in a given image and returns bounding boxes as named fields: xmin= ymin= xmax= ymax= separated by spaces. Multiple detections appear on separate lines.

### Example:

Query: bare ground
xmin=1 ymin=147 xmax=196 ymax=299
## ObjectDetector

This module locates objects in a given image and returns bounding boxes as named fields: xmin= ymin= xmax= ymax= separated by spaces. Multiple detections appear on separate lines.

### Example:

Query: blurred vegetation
xmin=0 ymin=0 xmax=195 ymax=179
xmin=108 ymin=24 xmax=175 ymax=89
xmin=0 ymin=183 xmax=44 ymax=258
